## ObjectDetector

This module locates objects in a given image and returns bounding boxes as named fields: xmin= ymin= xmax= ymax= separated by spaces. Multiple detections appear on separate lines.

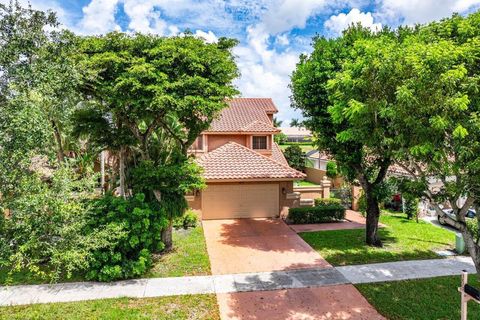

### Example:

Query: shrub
xmin=0 ymin=168 xmax=105 ymax=283
xmin=467 ymin=218 xmax=479 ymax=243
xmin=315 ymin=198 xmax=342 ymax=206
xmin=173 ymin=210 xmax=198 ymax=229
xmin=288 ymin=204 xmax=346 ymax=224
xmin=283 ymin=145 xmax=306 ymax=171
xmin=331 ymin=186 xmax=352 ymax=209
xmin=85 ymin=193 xmax=168 ymax=282
xmin=403 ymin=196 xmax=419 ymax=220
xmin=326 ymin=161 xmax=338 ymax=178
xmin=274 ymin=132 xmax=287 ymax=145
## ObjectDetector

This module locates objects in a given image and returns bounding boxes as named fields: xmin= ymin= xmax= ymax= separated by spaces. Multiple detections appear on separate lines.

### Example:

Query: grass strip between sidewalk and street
xmin=0 ymin=294 xmax=219 ymax=320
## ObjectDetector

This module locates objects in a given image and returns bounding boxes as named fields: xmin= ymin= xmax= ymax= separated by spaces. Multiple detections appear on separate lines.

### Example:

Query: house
xmin=187 ymin=98 xmax=305 ymax=220
xmin=280 ymin=127 xmax=312 ymax=143
xmin=305 ymin=150 xmax=330 ymax=171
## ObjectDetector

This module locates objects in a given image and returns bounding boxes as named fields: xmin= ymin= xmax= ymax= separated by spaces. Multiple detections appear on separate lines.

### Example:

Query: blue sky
xmin=9 ymin=0 xmax=480 ymax=125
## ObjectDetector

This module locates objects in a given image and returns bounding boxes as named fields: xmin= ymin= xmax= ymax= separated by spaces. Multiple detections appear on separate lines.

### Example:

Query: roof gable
xmin=206 ymin=98 xmax=280 ymax=133
xmin=197 ymin=142 xmax=305 ymax=181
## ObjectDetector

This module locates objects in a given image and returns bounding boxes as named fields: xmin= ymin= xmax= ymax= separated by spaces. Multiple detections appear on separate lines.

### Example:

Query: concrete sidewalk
xmin=0 ymin=256 xmax=476 ymax=307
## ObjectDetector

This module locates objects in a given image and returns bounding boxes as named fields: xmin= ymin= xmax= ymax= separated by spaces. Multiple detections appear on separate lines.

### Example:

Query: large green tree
xmin=75 ymin=32 xmax=238 ymax=249
xmin=391 ymin=12 xmax=480 ymax=274
xmin=291 ymin=27 xmax=401 ymax=246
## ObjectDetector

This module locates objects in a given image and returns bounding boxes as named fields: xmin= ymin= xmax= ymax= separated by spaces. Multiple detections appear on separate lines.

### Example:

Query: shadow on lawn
xmin=301 ymin=227 xmax=442 ymax=266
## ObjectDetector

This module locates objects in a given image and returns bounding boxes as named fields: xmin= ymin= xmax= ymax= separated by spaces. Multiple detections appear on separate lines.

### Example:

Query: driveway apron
xmin=202 ymin=218 xmax=385 ymax=320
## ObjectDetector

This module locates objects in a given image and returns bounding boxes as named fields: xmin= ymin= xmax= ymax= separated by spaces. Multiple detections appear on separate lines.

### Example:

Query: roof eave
xmin=203 ymin=130 xmax=280 ymax=134
xmin=205 ymin=177 xmax=305 ymax=183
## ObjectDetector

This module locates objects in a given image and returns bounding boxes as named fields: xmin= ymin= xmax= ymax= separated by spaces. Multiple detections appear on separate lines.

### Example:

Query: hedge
xmin=314 ymin=198 xmax=342 ymax=206
xmin=288 ymin=204 xmax=346 ymax=224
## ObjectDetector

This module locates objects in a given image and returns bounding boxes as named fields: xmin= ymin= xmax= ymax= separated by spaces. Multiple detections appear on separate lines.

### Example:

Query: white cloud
xmin=122 ymin=0 xmax=168 ymax=35
xmin=324 ymin=8 xmax=382 ymax=36
xmin=194 ymin=30 xmax=218 ymax=43
xmin=76 ymin=0 xmax=120 ymax=34
xmin=376 ymin=0 xmax=480 ymax=26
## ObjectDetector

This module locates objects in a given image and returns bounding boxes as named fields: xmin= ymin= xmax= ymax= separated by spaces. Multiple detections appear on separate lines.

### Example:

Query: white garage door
xmin=202 ymin=183 xmax=279 ymax=219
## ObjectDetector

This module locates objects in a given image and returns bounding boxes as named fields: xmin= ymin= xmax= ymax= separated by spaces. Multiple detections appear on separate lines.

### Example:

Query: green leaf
xmin=453 ymin=124 xmax=469 ymax=139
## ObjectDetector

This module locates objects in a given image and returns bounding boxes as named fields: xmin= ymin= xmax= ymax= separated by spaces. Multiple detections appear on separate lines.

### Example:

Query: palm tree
xmin=273 ymin=117 xmax=283 ymax=127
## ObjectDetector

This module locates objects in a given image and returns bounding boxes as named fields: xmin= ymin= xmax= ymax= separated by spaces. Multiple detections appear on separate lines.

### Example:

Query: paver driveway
xmin=202 ymin=218 xmax=385 ymax=320
xmin=202 ymin=218 xmax=331 ymax=275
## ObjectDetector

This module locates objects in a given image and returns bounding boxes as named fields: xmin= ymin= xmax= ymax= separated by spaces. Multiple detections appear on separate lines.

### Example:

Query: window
xmin=252 ymin=136 xmax=268 ymax=149
xmin=190 ymin=135 xmax=204 ymax=151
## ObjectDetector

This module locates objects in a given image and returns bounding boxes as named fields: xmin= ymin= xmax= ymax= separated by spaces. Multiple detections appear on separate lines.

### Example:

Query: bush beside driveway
xmin=0 ymin=226 xmax=211 ymax=286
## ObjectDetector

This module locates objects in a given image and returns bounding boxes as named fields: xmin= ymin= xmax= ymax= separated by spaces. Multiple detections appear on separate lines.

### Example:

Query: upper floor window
xmin=190 ymin=135 xmax=204 ymax=151
xmin=252 ymin=136 xmax=268 ymax=150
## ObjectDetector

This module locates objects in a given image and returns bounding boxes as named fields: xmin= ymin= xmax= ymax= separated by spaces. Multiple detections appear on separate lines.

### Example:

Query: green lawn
xmin=146 ymin=225 xmax=211 ymax=278
xmin=294 ymin=180 xmax=320 ymax=187
xmin=357 ymin=275 xmax=480 ymax=320
xmin=0 ymin=294 xmax=219 ymax=320
xmin=1 ymin=225 xmax=210 ymax=285
xmin=300 ymin=212 xmax=455 ymax=266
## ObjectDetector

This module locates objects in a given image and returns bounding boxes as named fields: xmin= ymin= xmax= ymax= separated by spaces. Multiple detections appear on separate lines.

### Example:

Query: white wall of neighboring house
xmin=308 ymin=157 xmax=328 ymax=171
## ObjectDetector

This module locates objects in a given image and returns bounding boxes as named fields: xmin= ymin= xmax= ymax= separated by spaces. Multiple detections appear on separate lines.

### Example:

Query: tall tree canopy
xmin=75 ymin=32 xmax=239 ymax=248
xmin=292 ymin=12 xmax=480 ymax=274
xmin=291 ymin=26 xmax=399 ymax=246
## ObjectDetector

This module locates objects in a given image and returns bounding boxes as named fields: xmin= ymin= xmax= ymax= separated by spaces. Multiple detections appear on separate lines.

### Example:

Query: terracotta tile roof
xmin=197 ymin=142 xmax=305 ymax=181
xmin=227 ymin=98 xmax=278 ymax=113
xmin=271 ymin=143 xmax=288 ymax=166
xmin=206 ymin=98 xmax=280 ymax=133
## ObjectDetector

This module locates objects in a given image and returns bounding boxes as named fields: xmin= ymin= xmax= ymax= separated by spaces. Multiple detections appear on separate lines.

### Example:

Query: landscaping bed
xmin=356 ymin=275 xmax=480 ymax=320
xmin=287 ymin=199 xmax=345 ymax=224
xmin=0 ymin=225 xmax=210 ymax=285
xmin=0 ymin=294 xmax=219 ymax=320
xmin=300 ymin=211 xmax=455 ymax=265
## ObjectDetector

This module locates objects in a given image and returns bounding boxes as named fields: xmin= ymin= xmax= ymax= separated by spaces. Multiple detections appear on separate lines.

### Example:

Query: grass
xmin=146 ymin=225 xmax=211 ymax=278
xmin=300 ymin=211 xmax=455 ymax=266
xmin=294 ymin=180 xmax=320 ymax=187
xmin=357 ymin=275 xmax=480 ymax=320
xmin=0 ymin=225 xmax=210 ymax=285
xmin=0 ymin=294 xmax=219 ymax=320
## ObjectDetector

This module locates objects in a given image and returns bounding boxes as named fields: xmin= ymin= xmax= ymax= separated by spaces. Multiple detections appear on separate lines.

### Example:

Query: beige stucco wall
xmin=186 ymin=180 xmax=297 ymax=219
xmin=294 ymin=186 xmax=323 ymax=200
xmin=305 ymin=167 xmax=327 ymax=184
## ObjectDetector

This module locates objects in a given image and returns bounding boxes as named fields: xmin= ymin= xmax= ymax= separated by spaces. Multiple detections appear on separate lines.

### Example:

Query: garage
xmin=202 ymin=183 xmax=279 ymax=219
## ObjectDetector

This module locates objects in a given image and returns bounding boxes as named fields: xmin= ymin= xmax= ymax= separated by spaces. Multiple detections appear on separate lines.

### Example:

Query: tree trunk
xmin=161 ymin=219 xmax=173 ymax=251
xmin=51 ymin=120 xmax=65 ymax=164
xmin=365 ymin=189 xmax=382 ymax=247
xmin=100 ymin=151 xmax=105 ymax=193
xmin=460 ymin=228 xmax=480 ymax=276
xmin=118 ymin=146 xmax=126 ymax=199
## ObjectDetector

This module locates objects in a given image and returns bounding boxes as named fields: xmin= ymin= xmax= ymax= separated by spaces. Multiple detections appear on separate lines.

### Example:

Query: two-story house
xmin=187 ymin=98 xmax=305 ymax=219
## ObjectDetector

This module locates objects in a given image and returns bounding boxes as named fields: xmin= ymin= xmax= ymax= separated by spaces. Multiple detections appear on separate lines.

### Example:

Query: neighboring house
xmin=306 ymin=150 xmax=331 ymax=171
xmin=187 ymin=98 xmax=305 ymax=219
xmin=280 ymin=127 xmax=312 ymax=143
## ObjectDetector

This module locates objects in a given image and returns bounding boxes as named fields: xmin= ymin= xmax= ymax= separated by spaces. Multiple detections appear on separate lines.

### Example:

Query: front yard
xmin=0 ymin=294 xmax=219 ymax=320
xmin=146 ymin=226 xmax=211 ymax=278
xmin=0 ymin=225 xmax=210 ymax=285
xmin=357 ymin=275 xmax=480 ymax=320
xmin=300 ymin=211 xmax=455 ymax=266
